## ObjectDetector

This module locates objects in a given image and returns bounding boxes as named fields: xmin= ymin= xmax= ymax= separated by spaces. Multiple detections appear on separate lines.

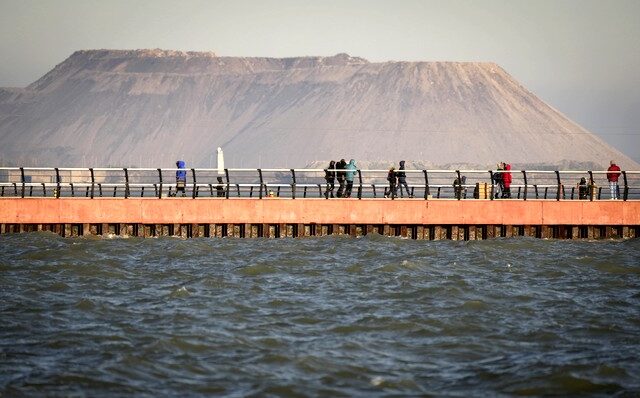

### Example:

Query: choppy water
xmin=1 ymin=234 xmax=639 ymax=397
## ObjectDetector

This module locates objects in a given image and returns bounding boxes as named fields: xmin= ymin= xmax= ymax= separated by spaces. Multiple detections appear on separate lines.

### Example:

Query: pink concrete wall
xmin=0 ymin=198 xmax=638 ymax=225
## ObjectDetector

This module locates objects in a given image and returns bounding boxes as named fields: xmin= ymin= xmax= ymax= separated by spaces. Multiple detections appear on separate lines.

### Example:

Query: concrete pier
xmin=1 ymin=198 xmax=639 ymax=239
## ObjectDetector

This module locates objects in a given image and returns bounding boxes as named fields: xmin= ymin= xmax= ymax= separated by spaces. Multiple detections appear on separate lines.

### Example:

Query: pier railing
xmin=0 ymin=167 xmax=638 ymax=201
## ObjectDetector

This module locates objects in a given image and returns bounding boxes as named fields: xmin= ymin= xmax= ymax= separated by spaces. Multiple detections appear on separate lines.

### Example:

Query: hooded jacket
xmin=176 ymin=160 xmax=187 ymax=181
xmin=345 ymin=159 xmax=357 ymax=182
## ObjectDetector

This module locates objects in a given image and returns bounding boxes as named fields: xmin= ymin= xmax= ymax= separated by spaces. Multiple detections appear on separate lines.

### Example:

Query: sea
xmin=1 ymin=233 xmax=639 ymax=397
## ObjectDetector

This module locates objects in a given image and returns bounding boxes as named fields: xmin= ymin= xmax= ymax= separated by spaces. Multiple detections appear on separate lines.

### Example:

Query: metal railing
xmin=0 ymin=167 xmax=638 ymax=201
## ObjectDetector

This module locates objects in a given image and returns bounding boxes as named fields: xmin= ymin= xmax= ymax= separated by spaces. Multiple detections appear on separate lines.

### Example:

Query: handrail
xmin=1 ymin=166 xmax=638 ymax=200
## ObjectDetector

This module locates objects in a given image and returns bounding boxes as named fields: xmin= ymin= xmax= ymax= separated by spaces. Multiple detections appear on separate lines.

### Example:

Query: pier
xmin=1 ymin=167 xmax=639 ymax=240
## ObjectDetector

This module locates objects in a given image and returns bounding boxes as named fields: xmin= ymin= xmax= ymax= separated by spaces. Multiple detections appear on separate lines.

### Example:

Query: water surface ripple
xmin=1 ymin=234 xmax=639 ymax=396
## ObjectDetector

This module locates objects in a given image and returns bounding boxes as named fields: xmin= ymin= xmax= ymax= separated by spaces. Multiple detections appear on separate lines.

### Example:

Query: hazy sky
xmin=1 ymin=0 xmax=639 ymax=162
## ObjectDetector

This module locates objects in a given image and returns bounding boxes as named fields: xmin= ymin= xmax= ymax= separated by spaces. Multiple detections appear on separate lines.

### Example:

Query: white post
xmin=217 ymin=147 xmax=225 ymax=175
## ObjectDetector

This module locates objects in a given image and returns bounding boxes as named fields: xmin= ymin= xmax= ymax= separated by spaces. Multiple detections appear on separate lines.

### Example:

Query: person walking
xmin=324 ymin=160 xmax=336 ymax=198
xmin=344 ymin=159 xmax=357 ymax=198
xmin=384 ymin=167 xmax=397 ymax=198
xmin=396 ymin=160 xmax=412 ymax=198
xmin=335 ymin=159 xmax=347 ymax=197
xmin=607 ymin=160 xmax=621 ymax=199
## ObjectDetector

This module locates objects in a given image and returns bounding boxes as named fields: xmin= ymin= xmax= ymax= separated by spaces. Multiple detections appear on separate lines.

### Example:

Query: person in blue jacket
xmin=175 ymin=160 xmax=187 ymax=197
xmin=344 ymin=159 xmax=357 ymax=198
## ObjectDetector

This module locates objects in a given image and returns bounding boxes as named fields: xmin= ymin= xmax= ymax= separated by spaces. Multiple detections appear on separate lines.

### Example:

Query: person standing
xmin=502 ymin=163 xmax=512 ymax=198
xmin=578 ymin=177 xmax=588 ymax=200
xmin=175 ymin=160 xmax=187 ymax=197
xmin=607 ymin=160 xmax=621 ymax=199
xmin=344 ymin=159 xmax=357 ymax=198
xmin=384 ymin=167 xmax=397 ymax=198
xmin=396 ymin=160 xmax=412 ymax=198
xmin=216 ymin=176 xmax=225 ymax=197
xmin=493 ymin=163 xmax=503 ymax=199
xmin=324 ymin=160 xmax=336 ymax=198
xmin=335 ymin=159 xmax=347 ymax=198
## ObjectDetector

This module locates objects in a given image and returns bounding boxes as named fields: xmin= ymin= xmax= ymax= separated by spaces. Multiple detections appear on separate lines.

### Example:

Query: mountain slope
xmin=0 ymin=49 xmax=636 ymax=169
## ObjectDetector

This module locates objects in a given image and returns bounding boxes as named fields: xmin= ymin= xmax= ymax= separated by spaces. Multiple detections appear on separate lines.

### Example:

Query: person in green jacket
xmin=344 ymin=159 xmax=357 ymax=198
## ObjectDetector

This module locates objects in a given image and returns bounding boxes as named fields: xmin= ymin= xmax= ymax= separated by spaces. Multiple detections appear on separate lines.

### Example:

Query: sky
xmin=1 ymin=0 xmax=639 ymax=163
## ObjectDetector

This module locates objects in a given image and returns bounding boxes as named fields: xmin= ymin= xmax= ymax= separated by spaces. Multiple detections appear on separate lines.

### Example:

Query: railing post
xmin=124 ymin=168 xmax=130 ymax=198
xmin=555 ymin=170 xmax=561 ymax=201
xmin=455 ymin=170 xmax=461 ymax=200
xmin=423 ymin=170 xmax=430 ymax=200
xmin=622 ymin=170 xmax=628 ymax=201
xmin=157 ymin=168 xmax=163 ymax=199
xmin=191 ymin=168 xmax=197 ymax=199
xmin=357 ymin=169 xmax=363 ymax=199
xmin=489 ymin=171 xmax=495 ymax=200
xmin=20 ymin=167 xmax=25 ymax=198
xmin=588 ymin=171 xmax=594 ymax=201
xmin=290 ymin=169 xmax=296 ymax=199
xmin=55 ymin=167 xmax=61 ymax=198
xmin=90 ymin=168 xmax=95 ymax=199
xmin=522 ymin=170 xmax=528 ymax=200
xmin=225 ymin=169 xmax=231 ymax=199
xmin=257 ymin=169 xmax=264 ymax=199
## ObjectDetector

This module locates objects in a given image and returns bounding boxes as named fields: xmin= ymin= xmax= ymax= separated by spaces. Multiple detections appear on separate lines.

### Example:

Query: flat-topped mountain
xmin=0 ymin=49 xmax=636 ymax=169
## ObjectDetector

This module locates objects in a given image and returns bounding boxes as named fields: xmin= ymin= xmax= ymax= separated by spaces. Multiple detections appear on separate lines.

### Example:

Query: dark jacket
xmin=396 ymin=160 xmax=406 ymax=181
xmin=336 ymin=159 xmax=347 ymax=181
xmin=325 ymin=161 xmax=336 ymax=182
xmin=387 ymin=169 xmax=397 ymax=183
xmin=493 ymin=169 xmax=503 ymax=183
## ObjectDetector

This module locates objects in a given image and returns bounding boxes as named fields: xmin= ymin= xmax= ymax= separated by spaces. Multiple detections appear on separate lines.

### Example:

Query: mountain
xmin=0 ymin=49 xmax=636 ymax=170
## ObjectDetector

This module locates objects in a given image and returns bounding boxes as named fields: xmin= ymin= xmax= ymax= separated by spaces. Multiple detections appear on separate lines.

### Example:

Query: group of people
xmin=324 ymin=159 xmax=413 ymax=199
xmin=324 ymin=159 xmax=358 ymax=198
xmin=492 ymin=162 xmax=512 ymax=199
xmin=384 ymin=160 xmax=412 ymax=198
xmin=174 ymin=158 xmax=624 ymax=200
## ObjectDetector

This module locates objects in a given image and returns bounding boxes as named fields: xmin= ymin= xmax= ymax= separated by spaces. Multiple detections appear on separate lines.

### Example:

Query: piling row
xmin=1 ymin=223 xmax=637 ymax=240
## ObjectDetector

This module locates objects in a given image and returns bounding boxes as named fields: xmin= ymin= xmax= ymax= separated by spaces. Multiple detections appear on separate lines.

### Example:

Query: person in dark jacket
xmin=453 ymin=175 xmax=467 ymax=199
xmin=324 ymin=160 xmax=336 ymax=198
xmin=501 ymin=163 xmax=512 ymax=198
xmin=396 ymin=160 xmax=412 ymax=198
xmin=384 ymin=167 xmax=397 ymax=198
xmin=216 ymin=176 xmax=225 ymax=197
xmin=578 ymin=177 xmax=588 ymax=200
xmin=335 ymin=159 xmax=347 ymax=198
xmin=493 ymin=163 xmax=503 ymax=199
xmin=175 ymin=160 xmax=187 ymax=197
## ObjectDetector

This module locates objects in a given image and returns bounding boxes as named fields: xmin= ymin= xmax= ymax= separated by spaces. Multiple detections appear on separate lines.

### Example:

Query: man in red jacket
xmin=502 ymin=163 xmax=512 ymax=198
xmin=607 ymin=160 xmax=621 ymax=200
